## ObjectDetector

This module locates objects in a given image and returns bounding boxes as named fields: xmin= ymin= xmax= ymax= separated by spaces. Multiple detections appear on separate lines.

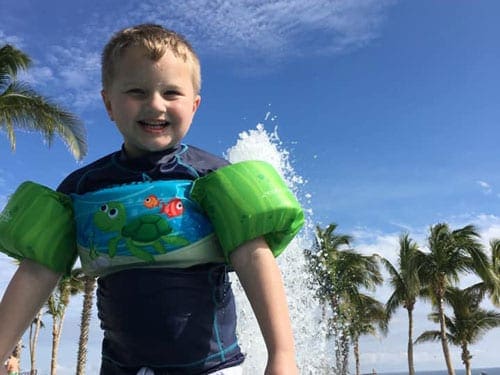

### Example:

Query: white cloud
xmin=120 ymin=0 xmax=395 ymax=58
xmin=17 ymin=66 xmax=54 ymax=87
xmin=355 ymin=229 xmax=400 ymax=258
xmin=0 ymin=30 xmax=24 ymax=47
xmin=477 ymin=180 xmax=492 ymax=194
xmin=38 ymin=45 xmax=102 ymax=110
xmin=476 ymin=214 xmax=500 ymax=242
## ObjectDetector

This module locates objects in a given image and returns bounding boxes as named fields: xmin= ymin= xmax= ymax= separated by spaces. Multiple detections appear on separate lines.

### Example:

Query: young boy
xmin=0 ymin=24 xmax=301 ymax=374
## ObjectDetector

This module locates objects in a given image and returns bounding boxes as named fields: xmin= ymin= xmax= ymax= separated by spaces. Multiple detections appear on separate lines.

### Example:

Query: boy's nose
xmin=147 ymin=92 xmax=167 ymax=113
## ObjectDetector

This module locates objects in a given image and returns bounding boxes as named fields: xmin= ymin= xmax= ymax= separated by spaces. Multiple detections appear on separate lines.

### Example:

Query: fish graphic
xmin=143 ymin=194 xmax=160 ymax=209
xmin=143 ymin=195 xmax=184 ymax=217
xmin=163 ymin=198 xmax=184 ymax=217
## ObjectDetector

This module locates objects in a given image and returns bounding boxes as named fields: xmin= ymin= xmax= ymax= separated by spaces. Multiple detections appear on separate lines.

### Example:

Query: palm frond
xmin=0 ymin=44 xmax=31 ymax=79
xmin=415 ymin=330 xmax=442 ymax=344
xmin=0 ymin=81 xmax=87 ymax=160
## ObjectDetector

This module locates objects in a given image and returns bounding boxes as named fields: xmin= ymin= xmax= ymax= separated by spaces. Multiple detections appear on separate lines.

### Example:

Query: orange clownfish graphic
xmin=143 ymin=195 xmax=184 ymax=218
xmin=143 ymin=194 xmax=160 ymax=209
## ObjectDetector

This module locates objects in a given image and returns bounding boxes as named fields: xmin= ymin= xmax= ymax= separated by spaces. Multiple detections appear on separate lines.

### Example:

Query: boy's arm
xmin=0 ymin=259 xmax=61 ymax=363
xmin=230 ymin=237 xmax=298 ymax=375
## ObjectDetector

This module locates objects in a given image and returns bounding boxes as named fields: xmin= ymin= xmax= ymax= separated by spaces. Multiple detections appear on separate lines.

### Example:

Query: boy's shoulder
xmin=180 ymin=144 xmax=230 ymax=174
xmin=57 ymin=151 xmax=119 ymax=194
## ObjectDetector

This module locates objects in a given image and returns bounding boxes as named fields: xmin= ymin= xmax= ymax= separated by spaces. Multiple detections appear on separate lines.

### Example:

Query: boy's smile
xmin=101 ymin=45 xmax=201 ymax=158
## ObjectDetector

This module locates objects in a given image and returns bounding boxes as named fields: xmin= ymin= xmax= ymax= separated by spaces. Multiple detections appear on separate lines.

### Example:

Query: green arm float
xmin=190 ymin=160 xmax=304 ymax=262
xmin=0 ymin=181 xmax=77 ymax=274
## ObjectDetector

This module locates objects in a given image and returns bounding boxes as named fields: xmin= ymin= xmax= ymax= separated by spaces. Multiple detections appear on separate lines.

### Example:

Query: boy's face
xmin=101 ymin=45 xmax=201 ymax=158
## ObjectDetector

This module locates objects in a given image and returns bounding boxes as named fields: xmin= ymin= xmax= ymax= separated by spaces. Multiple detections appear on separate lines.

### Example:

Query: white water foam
xmin=225 ymin=123 xmax=330 ymax=374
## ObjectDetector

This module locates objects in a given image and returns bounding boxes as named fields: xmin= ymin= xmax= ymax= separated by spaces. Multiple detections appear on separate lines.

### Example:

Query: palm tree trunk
xmin=334 ymin=324 xmax=343 ymax=374
xmin=407 ymin=308 xmax=415 ymax=375
xmin=331 ymin=295 xmax=344 ymax=374
xmin=461 ymin=343 xmax=471 ymax=375
xmin=437 ymin=296 xmax=455 ymax=375
xmin=51 ymin=310 xmax=67 ymax=375
xmin=354 ymin=338 xmax=360 ymax=375
xmin=29 ymin=310 xmax=43 ymax=375
xmin=334 ymin=325 xmax=349 ymax=375
xmin=335 ymin=327 xmax=348 ymax=375
xmin=464 ymin=361 xmax=471 ymax=375
xmin=341 ymin=334 xmax=349 ymax=375
xmin=76 ymin=276 xmax=96 ymax=375
xmin=51 ymin=320 xmax=59 ymax=375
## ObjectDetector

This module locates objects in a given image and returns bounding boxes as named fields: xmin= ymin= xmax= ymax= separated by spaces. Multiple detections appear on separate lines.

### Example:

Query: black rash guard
xmin=58 ymin=144 xmax=244 ymax=375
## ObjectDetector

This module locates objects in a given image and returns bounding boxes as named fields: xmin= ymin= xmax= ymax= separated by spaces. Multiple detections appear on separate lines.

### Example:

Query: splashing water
xmin=225 ymin=123 xmax=330 ymax=374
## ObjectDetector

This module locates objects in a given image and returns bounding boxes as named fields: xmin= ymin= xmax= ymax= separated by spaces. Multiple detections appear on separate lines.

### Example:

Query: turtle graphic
xmin=93 ymin=201 xmax=190 ymax=262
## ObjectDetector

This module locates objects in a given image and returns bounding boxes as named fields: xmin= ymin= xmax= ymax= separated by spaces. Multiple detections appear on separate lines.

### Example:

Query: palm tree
xmin=305 ymin=223 xmax=352 ymax=373
xmin=416 ymin=223 xmax=493 ymax=375
xmin=46 ymin=269 xmax=85 ymax=375
xmin=0 ymin=44 xmax=87 ymax=160
xmin=76 ymin=275 xmax=96 ymax=375
xmin=305 ymin=223 xmax=383 ymax=374
xmin=415 ymin=286 xmax=500 ymax=375
xmin=335 ymin=248 xmax=383 ymax=374
xmin=380 ymin=233 xmax=421 ymax=375
xmin=345 ymin=294 xmax=388 ymax=375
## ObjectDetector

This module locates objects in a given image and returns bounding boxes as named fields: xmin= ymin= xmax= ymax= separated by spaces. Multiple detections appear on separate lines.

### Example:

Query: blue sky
xmin=1 ymin=0 xmax=500 ymax=373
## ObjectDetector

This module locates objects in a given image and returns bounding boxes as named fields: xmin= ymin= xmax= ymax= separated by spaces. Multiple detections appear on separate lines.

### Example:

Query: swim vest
xmin=72 ymin=179 xmax=223 ymax=276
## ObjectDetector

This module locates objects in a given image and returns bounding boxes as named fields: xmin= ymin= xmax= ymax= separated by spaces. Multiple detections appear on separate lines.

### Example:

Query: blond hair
xmin=101 ymin=24 xmax=201 ymax=93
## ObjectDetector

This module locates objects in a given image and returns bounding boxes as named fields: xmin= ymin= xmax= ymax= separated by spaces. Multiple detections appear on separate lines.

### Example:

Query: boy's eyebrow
xmin=119 ymin=79 xmax=180 ymax=86
xmin=119 ymin=81 xmax=186 ymax=91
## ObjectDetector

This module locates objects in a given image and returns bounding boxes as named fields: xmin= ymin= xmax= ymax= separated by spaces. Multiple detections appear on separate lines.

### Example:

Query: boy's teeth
xmin=140 ymin=121 xmax=168 ymax=126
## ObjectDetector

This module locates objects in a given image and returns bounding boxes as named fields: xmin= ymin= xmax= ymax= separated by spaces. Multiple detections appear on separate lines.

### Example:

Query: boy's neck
xmin=120 ymin=143 xmax=182 ymax=160
xmin=117 ymin=143 xmax=184 ymax=171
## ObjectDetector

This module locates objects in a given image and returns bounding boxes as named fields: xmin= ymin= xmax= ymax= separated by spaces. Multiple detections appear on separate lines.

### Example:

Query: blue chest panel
xmin=71 ymin=180 xmax=224 ymax=276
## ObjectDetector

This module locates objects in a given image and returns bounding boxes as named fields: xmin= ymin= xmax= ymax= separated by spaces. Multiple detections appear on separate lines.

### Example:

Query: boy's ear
xmin=192 ymin=95 xmax=201 ymax=114
xmin=101 ymin=90 xmax=114 ymax=121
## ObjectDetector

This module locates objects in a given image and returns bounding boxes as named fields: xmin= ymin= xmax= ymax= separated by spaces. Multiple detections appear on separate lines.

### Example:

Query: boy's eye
xmin=126 ymin=89 xmax=145 ymax=96
xmin=163 ymin=90 xmax=181 ymax=97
